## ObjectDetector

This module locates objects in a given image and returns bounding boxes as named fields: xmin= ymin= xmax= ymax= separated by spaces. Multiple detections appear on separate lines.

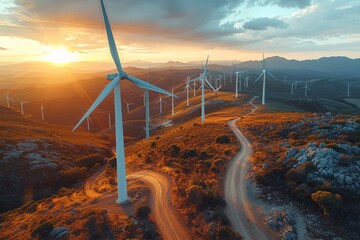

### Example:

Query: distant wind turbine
xmin=290 ymin=81 xmax=298 ymax=95
xmin=189 ymin=55 xmax=215 ymax=122
xmin=1 ymin=91 xmax=16 ymax=108
xmin=303 ymin=82 xmax=310 ymax=97
xmin=254 ymin=53 xmax=277 ymax=105
xmin=157 ymin=94 xmax=166 ymax=114
xmin=283 ymin=76 xmax=288 ymax=86
xmin=214 ymin=86 xmax=222 ymax=99
xmin=40 ymin=100 xmax=45 ymax=121
xmin=184 ymin=77 xmax=192 ymax=106
xmin=124 ymin=100 xmax=133 ymax=113
xmin=233 ymin=63 xmax=246 ymax=98
xmin=72 ymin=0 xmax=176 ymax=204
xmin=19 ymin=101 xmax=29 ymax=115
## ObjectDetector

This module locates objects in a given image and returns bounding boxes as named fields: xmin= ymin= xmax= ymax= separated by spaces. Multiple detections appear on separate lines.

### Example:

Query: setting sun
xmin=42 ymin=47 xmax=78 ymax=64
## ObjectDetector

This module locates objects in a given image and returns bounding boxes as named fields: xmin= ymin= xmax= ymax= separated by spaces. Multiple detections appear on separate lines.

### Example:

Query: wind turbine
xmin=19 ymin=101 xmax=29 ymax=115
xmin=233 ymin=63 xmax=246 ymax=98
xmin=40 ymin=100 xmax=45 ymax=121
xmin=347 ymin=84 xmax=352 ymax=97
xmin=184 ymin=77 xmax=192 ymax=106
xmin=303 ymin=82 xmax=310 ymax=97
xmin=124 ymin=101 xmax=133 ymax=113
xmin=290 ymin=81 xmax=297 ymax=95
xmin=189 ymin=55 xmax=214 ymax=122
xmin=157 ymin=94 xmax=166 ymax=114
xmin=283 ymin=76 xmax=288 ymax=86
xmin=72 ymin=0 xmax=176 ymax=204
xmin=214 ymin=86 xmax=222 ymax=99
xmin=86 ymin=116 xmax=92 ymax=131
xmin=1 ymin=91 xmax=16 ymax=108
xmin=244 ymin=76 xmax=250 ymax=88
xmin=254 ymin=53 xmax=277 ymax=105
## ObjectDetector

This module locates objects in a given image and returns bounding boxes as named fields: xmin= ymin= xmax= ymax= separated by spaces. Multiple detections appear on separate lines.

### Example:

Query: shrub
xmin=76 ymin=154 xmax=106 ymax=169
xmin=136 ymin=206 xmax=151 ymax=220
xmin=109 ymin=157 xmax=116 ymax=168
xmin=311 ymin=191 xmax=342 ymax=217
xmin=215 ymin=226 xmax=242 ymax=239
xmin=215 ymin=135 xmax=230 ymax=144
xmin=31 ymin=222 xmax=53 ymax=240
xmin=150 ymin=141 xmax=157 ymax=148
xmin=186 ymin=185 xmax=205 ymax=206
xmin=180 ymin=149 xmax=197 ymax=159
xmin=84 ymin=210 xmax=114 ymax=240
xmin=167 ymin=145 xmax=181 ymax=157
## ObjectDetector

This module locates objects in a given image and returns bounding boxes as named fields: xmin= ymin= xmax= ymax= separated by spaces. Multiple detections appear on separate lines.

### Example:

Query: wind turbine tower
xmin=157 ymin=94 xmax=166 ymax=114
xmin=41 ymin=100 xmax=45 ymax=121
xmin=347 ymin=84 xmax=351 ymax=97
xmin=19 ymin=101 xmax=29 ymax=115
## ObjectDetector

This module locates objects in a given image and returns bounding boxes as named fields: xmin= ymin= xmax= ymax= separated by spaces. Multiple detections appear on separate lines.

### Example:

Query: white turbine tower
xmin=124 ymin=100 xmax=133 ymax=113
xmin=254 ymin=53 xmax=277 ymax=105
xmin=184 ymin=77 xmax=192 ymax=106
xmin=40 ymin=100 xmax=45 ymax=121
xmin=19 ymin=101 xmax=29 ymax=115
xmin=1 ymin=91 xmax=16 ymax=108
xmin=171 ymin=86 xmax=175 ymax=116
xmin=189 ymin=56 xmax=215 ymax=122
xmin=86 ymin=116 xmax=92 ymax=131
xmin=233 ymin=63 xmax=246 ymax=98
xmin=303 ymin=82 xmax=310 ymax=97
xmin=244 ymin=76 xmax=250 ymax=88
xmin=347 ymin=84 xmax=351 ymax=97
xmin=283 ymin=76 xmax=288 ymax=86
xmin=157 ymin=94 xmax=166 ymax=114
xmin=72 ymin=0 xmax=176 ymax=204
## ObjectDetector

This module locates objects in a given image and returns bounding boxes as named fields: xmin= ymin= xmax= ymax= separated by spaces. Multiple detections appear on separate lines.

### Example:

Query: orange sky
xmin=0 ymin=0 xmax=359 ymax=66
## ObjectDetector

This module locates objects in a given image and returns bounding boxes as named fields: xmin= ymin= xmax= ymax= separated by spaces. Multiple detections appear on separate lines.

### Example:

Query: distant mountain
xmin=238 ymin=56 xmax=360 ymax=76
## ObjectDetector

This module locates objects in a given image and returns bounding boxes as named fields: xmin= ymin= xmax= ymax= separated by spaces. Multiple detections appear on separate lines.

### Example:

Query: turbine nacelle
xmin=106 ymin=72 xmax=127 ymax=81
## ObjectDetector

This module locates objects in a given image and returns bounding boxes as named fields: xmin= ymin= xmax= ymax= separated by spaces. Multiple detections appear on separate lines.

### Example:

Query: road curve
xmin=84 ymin=167 xmax=190 ymax=240
xmin=224 ymin=96 xmax=272 ymax=240
xmin=127 ymin=170 xmax=191 ymax=240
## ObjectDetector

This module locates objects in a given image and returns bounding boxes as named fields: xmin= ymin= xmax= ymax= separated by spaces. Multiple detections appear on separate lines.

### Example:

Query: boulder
xmin=49 ymin=227 xmax=69 ymax=239
xmin=286 ymin=148 xmax=298 ymax=159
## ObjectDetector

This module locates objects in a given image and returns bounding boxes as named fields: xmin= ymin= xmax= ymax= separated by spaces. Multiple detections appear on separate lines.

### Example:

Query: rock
xmin=345 ymin=176 xmax=353 ymax=186
xmin=284 ymin=231 xmax=297 ymax=240
xmin=49 ymin=227 xmax=69 ymax=239
xmin=286 ymin=148 xmax=298 ymax=159
xmin=54 ymin=231 xmax=70 ymax=240
xmin=319 ymin=142 xmax=326 ymax=148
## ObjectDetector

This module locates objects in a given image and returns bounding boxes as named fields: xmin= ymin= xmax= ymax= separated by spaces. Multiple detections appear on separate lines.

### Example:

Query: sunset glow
xmin=42 ymin=47 xmax=78 ymax=65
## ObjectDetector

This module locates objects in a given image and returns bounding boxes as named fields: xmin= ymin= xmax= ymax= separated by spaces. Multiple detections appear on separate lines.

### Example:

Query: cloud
xmin=0 ymin=47 xmax=7 ymax=50
xmin=243 ymin=17 xmax=288 ymax=31
xmin=254 ymin=0 xmax=312 ymax=9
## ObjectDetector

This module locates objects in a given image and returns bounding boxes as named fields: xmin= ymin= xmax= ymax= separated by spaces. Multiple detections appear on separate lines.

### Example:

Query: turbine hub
xmin=106 ymin=72 xmax=128 ymax=81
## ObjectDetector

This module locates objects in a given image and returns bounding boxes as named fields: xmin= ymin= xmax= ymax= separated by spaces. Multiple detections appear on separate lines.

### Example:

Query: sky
xmin=0 ymin=0 xmax=359 ymax=65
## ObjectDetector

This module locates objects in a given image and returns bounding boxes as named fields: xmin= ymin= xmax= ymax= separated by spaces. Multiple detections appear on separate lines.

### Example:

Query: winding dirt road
xmin=84 ymin=168 xmax=190 ymax=240
xmin=128 ymin=171 xmax=190 ymax=240
xmin=224 ymin=96 xmax=272 ymax=240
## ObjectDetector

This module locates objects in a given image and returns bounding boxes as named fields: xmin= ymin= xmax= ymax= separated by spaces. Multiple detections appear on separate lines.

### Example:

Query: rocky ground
xmin=239 ymin=111 xmax=360 ymax=240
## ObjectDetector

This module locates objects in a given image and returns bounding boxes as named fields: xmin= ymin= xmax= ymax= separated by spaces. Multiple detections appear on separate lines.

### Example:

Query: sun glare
xmin=42 ymin=47 xmax=78 ymax=65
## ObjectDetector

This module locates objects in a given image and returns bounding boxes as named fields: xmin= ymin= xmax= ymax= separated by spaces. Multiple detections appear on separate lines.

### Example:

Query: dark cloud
xmin=254 ymin=0 xmax=312 ymax=9
xmin=0 ymin=47 xmax=8 ymax=50
xmin=243 ymin=17 xmax=288 ymax=31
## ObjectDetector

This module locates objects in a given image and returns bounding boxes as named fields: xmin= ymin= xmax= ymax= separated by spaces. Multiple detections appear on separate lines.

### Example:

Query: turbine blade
xmin=205 ymin=77 xmax=215 ymax=90
xmin=267 ymin=71 xmax=277 ymax=80
xmin=188 ymin=76 xmax=202 ymax=83
xmin=126 ymin=75 xmax=179 ymax=98
xmin=100 ymin=0 xmax=123 ymax=72
xmin=73 ymin=75 xmax=121 ymax=131
xmin=254 ymin=73 xmax=263 ymax=83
